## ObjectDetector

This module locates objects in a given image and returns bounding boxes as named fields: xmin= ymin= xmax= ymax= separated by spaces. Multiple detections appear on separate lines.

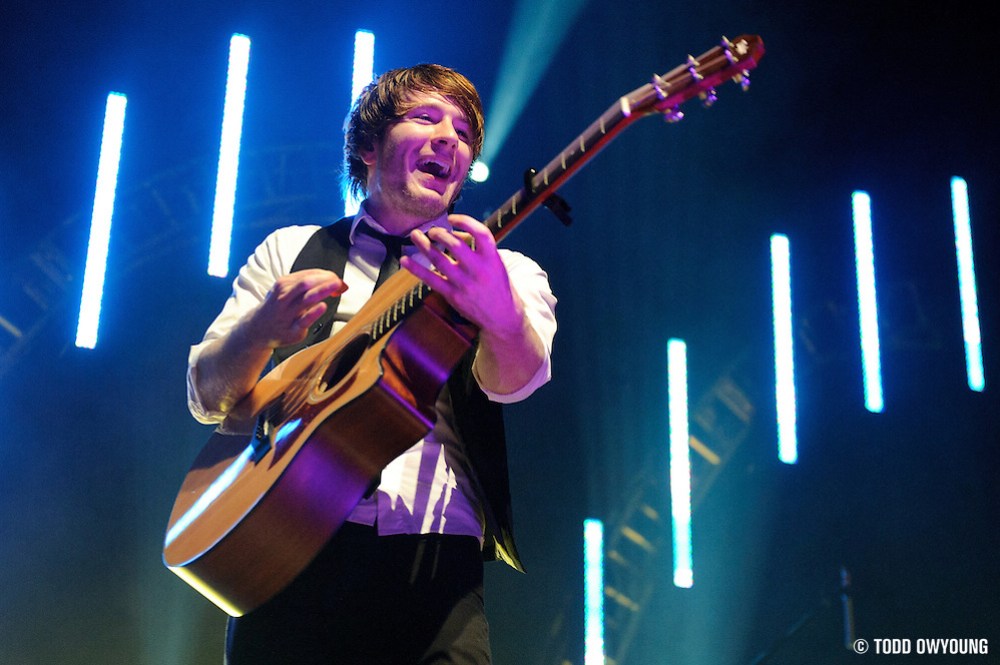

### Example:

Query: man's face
xmin=361 ymin=92 xmax=475 ymax=232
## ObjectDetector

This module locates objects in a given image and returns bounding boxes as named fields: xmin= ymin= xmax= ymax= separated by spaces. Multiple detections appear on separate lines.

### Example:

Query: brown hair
xmin=343 ymin=63 xmax=484 ymax=199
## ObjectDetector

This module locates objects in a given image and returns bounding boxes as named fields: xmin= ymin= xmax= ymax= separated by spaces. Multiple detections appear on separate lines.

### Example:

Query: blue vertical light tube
xmin=76 ymin=92 xmax=127 ymax=349
xmin=583 ymin=519 xmax=605 ymax=665
xmin=208 ymin=34 xmax=251 ymax=278
xmin=852 ymin=191 xmax=885 ymax=412
xmin=344 ymin=30 xmax=374 ymax=217
xmin=771 ymin=234 xmax=798 ymax=463
xmin=350 ymin=30 xmax=375 ymax=103
xmin=950 ymin=177 xmax=985 ymax=392
xmin=667 ymin=338 xmax=693 ymax=588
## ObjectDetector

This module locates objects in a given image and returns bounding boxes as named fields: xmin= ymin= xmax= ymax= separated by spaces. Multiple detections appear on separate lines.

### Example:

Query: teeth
xmin=417 ymin=158 xmax=450 ymax=177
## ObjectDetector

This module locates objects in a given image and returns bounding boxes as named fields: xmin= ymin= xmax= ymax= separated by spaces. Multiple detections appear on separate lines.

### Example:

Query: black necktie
xmin=358 ymin=225 xmax=411 ymax=290
xmin=375 ymin=235 xmax=407 ymax=289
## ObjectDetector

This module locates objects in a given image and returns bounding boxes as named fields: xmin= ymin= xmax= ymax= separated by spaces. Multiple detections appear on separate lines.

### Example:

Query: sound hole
xmin=319 ymin=334 xmax=371 ymax=392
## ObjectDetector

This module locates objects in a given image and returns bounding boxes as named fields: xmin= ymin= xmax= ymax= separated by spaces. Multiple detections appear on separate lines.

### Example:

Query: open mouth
xmin=416 ymin=158 xmax=451 ymax=180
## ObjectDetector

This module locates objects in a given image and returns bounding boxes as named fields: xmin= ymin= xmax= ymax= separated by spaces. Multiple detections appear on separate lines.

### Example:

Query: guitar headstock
xmin=629 ymin=35 xmax=765 ymax=121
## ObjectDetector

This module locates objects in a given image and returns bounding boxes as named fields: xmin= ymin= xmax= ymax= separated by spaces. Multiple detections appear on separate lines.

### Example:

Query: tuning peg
xmin=686 ymin=55 xmax=703 ymax=82
xmin=700 ymin=88 xmax=718 ymax=108
xmin=733 ymin=70 xmax=752 ymax=91
xmin=651 ymin=73 xmax=670 ymax=100
xmin=663 ymin=107 xmax=684 ymax=123
xmin=721 ymin=36 xmax=736 ymax=64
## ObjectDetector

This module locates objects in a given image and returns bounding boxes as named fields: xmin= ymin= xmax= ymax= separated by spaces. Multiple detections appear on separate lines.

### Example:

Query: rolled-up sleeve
xmin=475 ymin=249 xmax=557 ymax=404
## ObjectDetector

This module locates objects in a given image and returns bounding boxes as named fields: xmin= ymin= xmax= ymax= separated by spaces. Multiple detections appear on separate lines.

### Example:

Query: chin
xmin=397 ymin=190 xmax=449 ymax=221
xmin=413 ymin=182 xmax=458 ymax=208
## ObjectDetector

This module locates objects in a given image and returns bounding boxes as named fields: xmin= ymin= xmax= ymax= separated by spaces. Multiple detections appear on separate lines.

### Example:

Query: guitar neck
xmin=484 ymin=95 xmax=642 ymax=243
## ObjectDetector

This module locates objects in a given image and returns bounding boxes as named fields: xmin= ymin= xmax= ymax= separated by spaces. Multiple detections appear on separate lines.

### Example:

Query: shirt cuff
xmin=474 ymin=349 xmax=552 ymax=404
xmin=186 ymin=344 xmax=225 ymax=424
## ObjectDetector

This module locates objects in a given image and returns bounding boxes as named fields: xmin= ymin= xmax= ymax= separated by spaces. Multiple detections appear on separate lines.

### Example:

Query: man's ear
xmin=359 ymin=141 xmax=378 ymax=167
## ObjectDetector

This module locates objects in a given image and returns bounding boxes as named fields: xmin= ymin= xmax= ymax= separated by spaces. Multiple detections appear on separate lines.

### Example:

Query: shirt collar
xmin=349 ymin=202 xmax=451 ymax=245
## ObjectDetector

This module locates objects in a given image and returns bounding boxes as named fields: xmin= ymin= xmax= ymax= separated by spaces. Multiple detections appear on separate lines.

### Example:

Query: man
xmin=186 ymin=64 xmax=557 ymax=663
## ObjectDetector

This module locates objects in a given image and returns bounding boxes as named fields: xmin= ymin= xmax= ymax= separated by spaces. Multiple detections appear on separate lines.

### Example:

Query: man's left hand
xmin=401 ymin=214 xmax=524 ymax=337
xmin=400 ymin=214 xmax=545 ymax=395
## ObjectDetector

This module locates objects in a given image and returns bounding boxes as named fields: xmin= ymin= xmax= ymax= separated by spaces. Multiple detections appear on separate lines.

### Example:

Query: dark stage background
xmin=2 ymin=2 xmax=997 ymax=663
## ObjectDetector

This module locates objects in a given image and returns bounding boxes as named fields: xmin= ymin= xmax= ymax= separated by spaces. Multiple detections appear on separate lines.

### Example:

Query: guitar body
xmin=163 ymin=34 xmax=765 ymax=617
xmin=164 ymin=285 xmax=477 ymax=616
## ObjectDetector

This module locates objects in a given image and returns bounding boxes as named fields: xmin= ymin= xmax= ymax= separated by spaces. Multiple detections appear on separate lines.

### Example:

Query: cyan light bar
xmin=75 ymin=92 xmax=127 ymax=349
xmin=208 ymin=33 xmax=251 ymax=278
xmin=668 ymin=338 xmax=693 ymax=588
xmin=771 ymin=234 xmax=798 ymax=463
xmin=344 ymin=30 xmax=374 ymax=217
xmin=351 ymin=30 xmax=375 ymax=102
xmin=583 ymin=518 xmax=605 ymax=665
xmin=852 ymin=191 xmax=884 ymax=412
xmin=950 ymin=177 xmax=985 ymax=392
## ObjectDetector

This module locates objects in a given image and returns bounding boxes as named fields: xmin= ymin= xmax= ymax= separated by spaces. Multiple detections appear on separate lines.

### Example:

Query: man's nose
xmin=432 ymin=120 xmax=459 ymax=148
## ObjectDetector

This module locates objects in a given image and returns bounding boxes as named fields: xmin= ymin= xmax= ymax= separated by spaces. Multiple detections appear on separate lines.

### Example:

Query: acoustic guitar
xmin=163 ymin=35 xmax=765 ymax=616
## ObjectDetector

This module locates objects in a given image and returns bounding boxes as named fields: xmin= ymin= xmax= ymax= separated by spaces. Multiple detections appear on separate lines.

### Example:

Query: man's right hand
xmin=245 ymin=269 xmax=348 ymax=349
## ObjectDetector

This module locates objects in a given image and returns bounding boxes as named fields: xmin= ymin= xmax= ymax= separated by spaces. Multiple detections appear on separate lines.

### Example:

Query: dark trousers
xmin=224 ymin=522 xmax=490 ymax=665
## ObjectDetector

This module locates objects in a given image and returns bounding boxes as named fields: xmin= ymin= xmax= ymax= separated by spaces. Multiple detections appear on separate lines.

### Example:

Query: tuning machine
xmin=686 ymin=54 xmax=703 ymax=82
xmin=651 ymin=73 xmax=670 ymax=100
xmin=662 ymin=107 xmax=684 ymax=123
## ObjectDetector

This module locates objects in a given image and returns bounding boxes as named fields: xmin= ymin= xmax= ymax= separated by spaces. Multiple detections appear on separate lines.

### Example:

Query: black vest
xmin=273 ymin=218 xmax=524 ymax=571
